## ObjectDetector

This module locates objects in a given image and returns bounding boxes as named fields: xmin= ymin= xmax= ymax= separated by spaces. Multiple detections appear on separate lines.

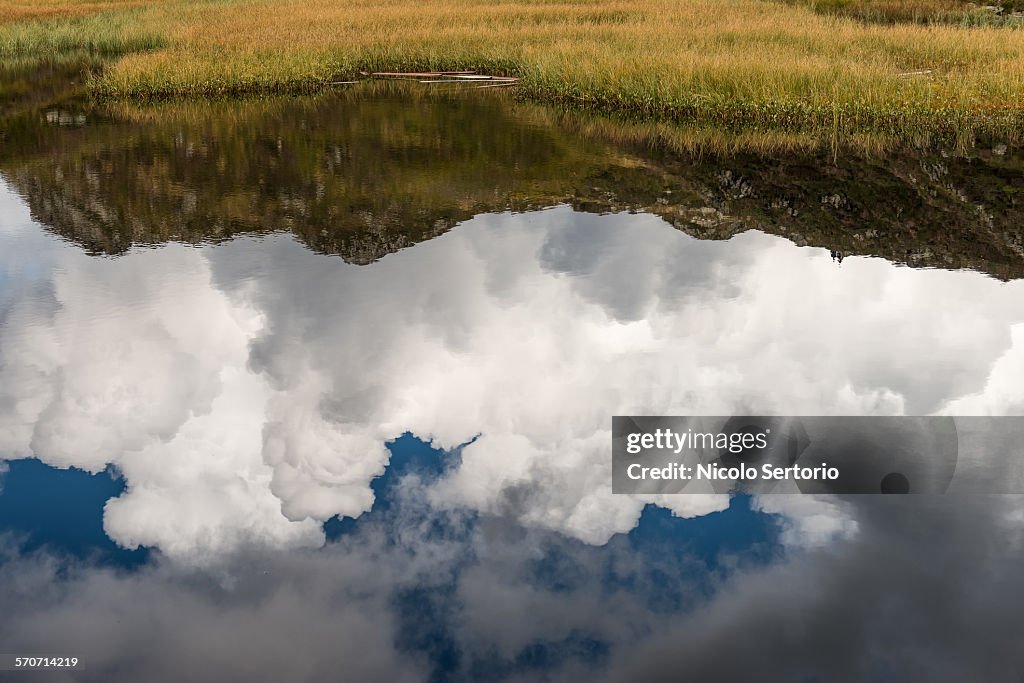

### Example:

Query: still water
xmin=1 ymin=84 xmax=1024 ymax=681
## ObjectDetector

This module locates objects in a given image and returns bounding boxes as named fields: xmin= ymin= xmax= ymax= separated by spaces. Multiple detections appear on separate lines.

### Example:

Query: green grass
xmin=0 ymin=10 xmax=163 ymax=58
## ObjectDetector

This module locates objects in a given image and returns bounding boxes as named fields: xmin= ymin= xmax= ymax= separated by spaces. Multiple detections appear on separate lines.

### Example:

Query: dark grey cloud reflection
xmin=0 ymin=540 xmax=420 ymax=683
xmin=608 ymin=496 xmax=1024 ymax=683
xmin=2 ymin=490 xmax=1023 ymax=682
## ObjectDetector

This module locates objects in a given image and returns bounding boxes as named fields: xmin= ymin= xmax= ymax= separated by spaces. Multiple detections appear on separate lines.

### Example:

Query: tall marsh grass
xmin=4 ymin=0 xmax=1024 ymax=142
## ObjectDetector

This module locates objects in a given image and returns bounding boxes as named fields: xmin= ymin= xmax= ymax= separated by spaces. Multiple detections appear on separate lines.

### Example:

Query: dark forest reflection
xmin=2 ymin=81 xmax=1024 ymax=278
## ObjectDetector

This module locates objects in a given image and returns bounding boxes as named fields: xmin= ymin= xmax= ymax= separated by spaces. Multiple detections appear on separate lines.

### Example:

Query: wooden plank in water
xmin=419 ymin=77 xmax=519 ymax=83
xmin=452 ymin=75 xmax=519 ymax=81
xmin=372 ymin=71 xmax=477 ymax=77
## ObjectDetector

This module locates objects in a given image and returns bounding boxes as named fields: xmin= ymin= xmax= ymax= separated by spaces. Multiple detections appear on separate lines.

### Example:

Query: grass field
xmin=3 ymin=0 xmax=1024 ymax=143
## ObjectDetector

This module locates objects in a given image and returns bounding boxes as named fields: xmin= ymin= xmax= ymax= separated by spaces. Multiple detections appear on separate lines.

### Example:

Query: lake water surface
xmin=2 ymin=81 xmax=1024 ymax=682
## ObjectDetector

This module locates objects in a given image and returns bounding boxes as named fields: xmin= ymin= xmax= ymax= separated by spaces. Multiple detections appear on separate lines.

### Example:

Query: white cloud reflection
xmin=1 ymin=182 xmax=1023 ymax=561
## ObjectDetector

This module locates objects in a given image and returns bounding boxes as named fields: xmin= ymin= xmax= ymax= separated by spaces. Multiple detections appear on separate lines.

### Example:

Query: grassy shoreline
xmin=5 ymin=0 xmax=1024 ymax=144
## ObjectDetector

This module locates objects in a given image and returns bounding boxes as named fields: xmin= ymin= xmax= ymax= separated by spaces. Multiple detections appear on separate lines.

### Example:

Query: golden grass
xmin=4 ymin=0 xmax=1024 ymax=142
